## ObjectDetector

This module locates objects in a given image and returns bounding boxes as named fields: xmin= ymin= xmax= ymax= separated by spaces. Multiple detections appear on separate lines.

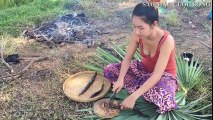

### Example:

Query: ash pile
xmin=24 ymin=13 xmax=101 ymax=47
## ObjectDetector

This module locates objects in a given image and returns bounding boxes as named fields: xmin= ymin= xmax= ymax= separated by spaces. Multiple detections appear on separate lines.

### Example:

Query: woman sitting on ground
xmin=104 ymin=3 xmax=179 ymax=114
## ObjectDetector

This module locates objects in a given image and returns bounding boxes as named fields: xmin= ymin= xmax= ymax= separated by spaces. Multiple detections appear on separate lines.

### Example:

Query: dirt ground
xmin=0 ymin=0 xmax=212 ymax=119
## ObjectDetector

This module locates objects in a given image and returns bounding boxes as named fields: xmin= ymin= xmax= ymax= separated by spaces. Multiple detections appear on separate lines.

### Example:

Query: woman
xmin=104 ymin=3 xmax=179 ymax=114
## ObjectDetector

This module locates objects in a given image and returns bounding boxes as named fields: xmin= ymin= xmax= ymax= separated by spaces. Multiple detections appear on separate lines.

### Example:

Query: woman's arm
xmin=131 ymin=35 xmax=175 ymax=100
xmin=118 ymin=32 xmax=139 ymax=81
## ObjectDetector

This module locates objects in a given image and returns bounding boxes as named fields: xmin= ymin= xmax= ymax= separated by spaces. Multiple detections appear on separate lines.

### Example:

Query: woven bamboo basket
xmin=63 ymin=71 xmax=111 ymax=103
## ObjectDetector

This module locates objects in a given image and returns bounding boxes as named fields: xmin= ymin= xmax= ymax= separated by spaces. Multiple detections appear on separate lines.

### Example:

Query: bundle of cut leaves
xmin=81 ymin=42 xmax=212 ymax=120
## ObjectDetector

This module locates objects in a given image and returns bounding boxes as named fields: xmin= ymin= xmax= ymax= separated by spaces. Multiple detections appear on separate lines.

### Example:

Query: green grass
xmin=187 ymin=73 xmax=212 ymax=114
xmin=166 ymin=10 xmax=182 ymax=26
xmin=0 ymin=0 xmax=35 ymax=9
xmin=0 ymin=0 xmax=74 ymax=36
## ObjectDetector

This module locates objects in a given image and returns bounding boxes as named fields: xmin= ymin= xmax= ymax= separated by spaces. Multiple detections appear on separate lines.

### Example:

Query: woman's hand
xmin=112 ymin=79 xmax=124 ymax=93
xmin=120 ymin=94 xmax=138 ymax=110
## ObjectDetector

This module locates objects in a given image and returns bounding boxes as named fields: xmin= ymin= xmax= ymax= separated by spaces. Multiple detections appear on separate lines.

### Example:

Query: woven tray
xmin=63 ymin=71 xmax=111 ymax=103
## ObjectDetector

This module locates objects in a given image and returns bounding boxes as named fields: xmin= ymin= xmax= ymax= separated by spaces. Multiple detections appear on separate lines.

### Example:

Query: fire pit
xmin=24 ymin=13 xmax=100 ymax=47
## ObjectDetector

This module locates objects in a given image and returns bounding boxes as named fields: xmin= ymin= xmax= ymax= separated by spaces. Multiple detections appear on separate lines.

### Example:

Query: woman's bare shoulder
xmin=130 ymin=32 xmax=140 ymax=43
xmin=165 ymin=34 xmax=175 ymax=45
xmin=161 ymin=34 xmax=175 ymax=50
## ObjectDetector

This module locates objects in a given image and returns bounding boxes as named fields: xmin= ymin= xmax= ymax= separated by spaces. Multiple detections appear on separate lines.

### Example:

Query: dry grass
xmin=203 ymin=22 xmax=212 ymax=36
xmin=0 ymin=76 xmax=93 ymax=119
xmin=0 ymin=35 xmax=26 ymax=55
xmin=0 ymin=0 xmax=212 ymax=119
xmin=79 ymin=0 xmax=109 ymax=19
xmin=0 ymin=39 xmax=97 ymax=119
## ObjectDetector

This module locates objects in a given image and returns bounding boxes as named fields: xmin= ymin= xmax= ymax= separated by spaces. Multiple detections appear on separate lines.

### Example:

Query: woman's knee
xmin=103 ymin=63 xmax=120 ymax=79
xmin=159 ymin=73 xmax=179 ymax=93
xmin=104 ymin=63 xmax=121 ymax=72
xmin=142 ymin=86 xmax=177 ymax=114
xmin=104 ymin=63 xmax=114 ymax=71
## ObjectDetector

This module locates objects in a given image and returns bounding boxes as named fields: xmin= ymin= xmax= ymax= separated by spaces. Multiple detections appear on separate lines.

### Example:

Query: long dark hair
xmin=132 ymin=3 xmax=159 ymax=25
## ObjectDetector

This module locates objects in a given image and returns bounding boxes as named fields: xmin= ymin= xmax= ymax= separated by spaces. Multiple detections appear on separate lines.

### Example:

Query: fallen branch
xmin=22 ymin=57 xmax=48 ymax=73
xmin=18 ymin=56 xmax=45 ymax=61
xmin=0 ymin=43 xmax=14 ymax=73
xmin=199 ymin=41 xmax=212 ymax=49
xmin=0 ymin=57 xmax=48 ymax=80
xmin=41 ymin=34 xmax=52 ymax=42
xmin=21 ymin=55 xmax=41 ymax=58
xmin=6 ymin=72 xmax=15 ymax=80
xmin=13 ymin=57 xmax=48 ymax=79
